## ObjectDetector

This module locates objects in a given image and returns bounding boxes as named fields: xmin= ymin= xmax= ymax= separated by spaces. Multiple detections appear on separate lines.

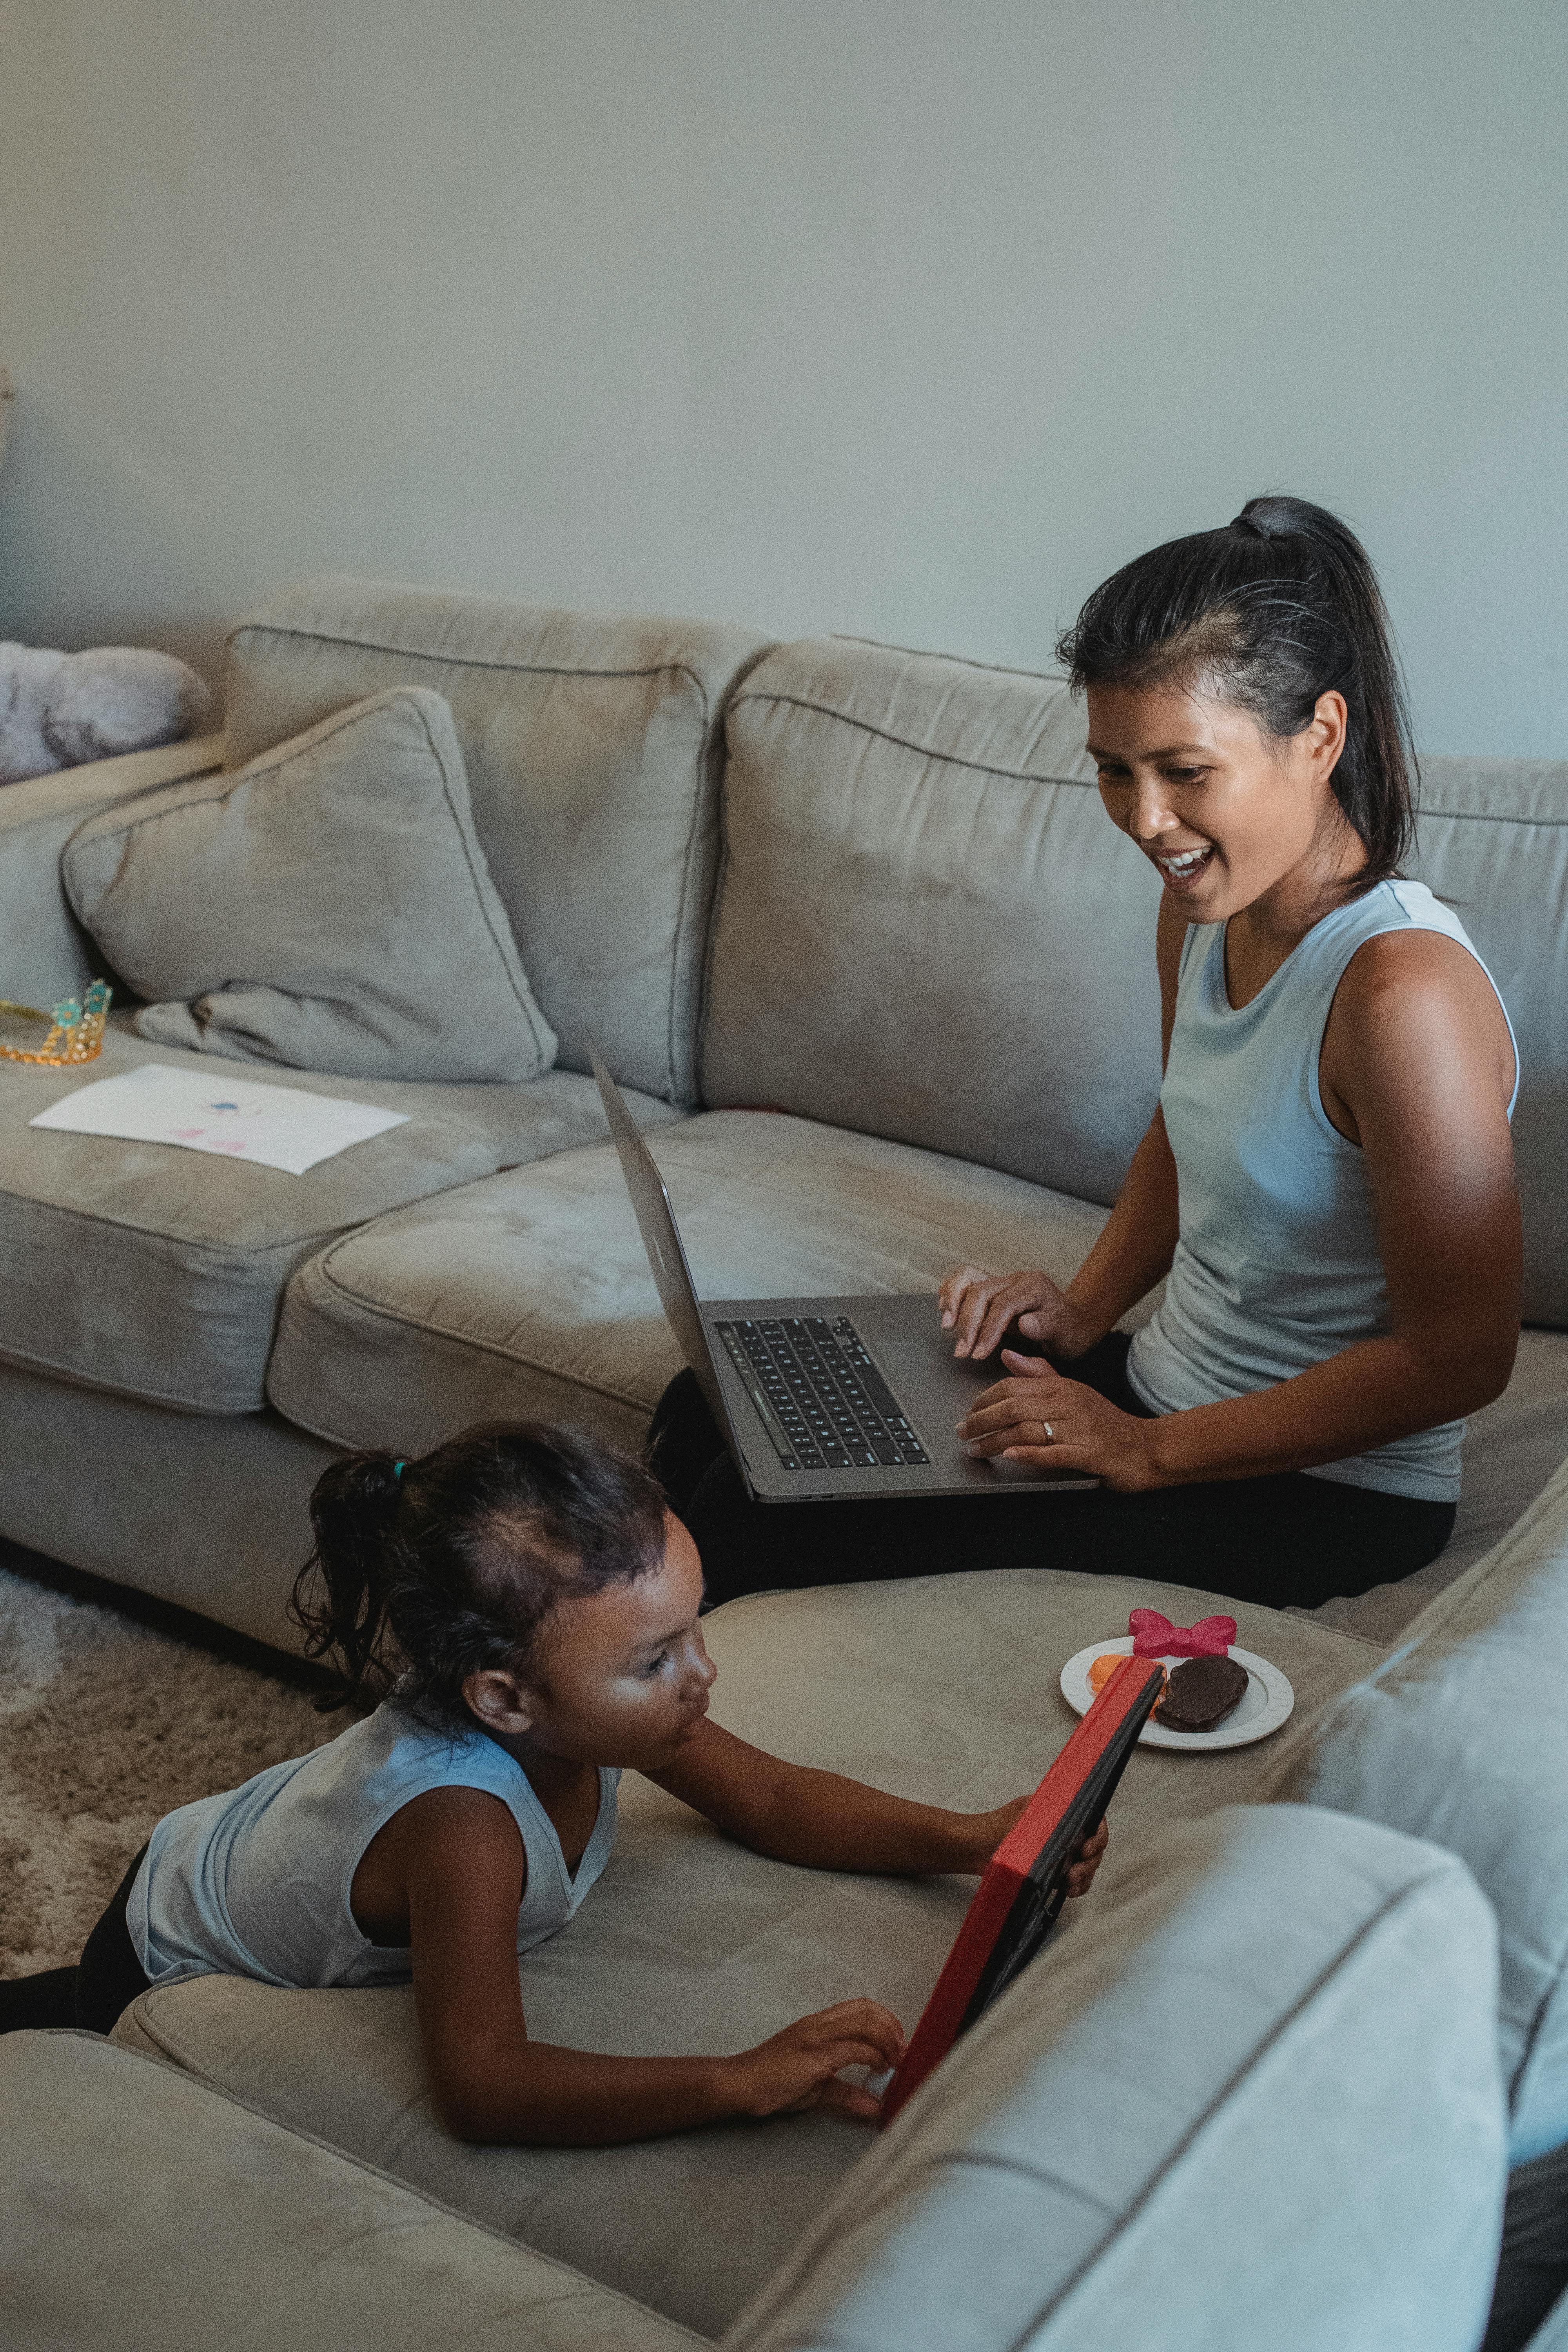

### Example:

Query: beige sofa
xmin=0 ymin=579 xmax=1565 ymax=1648
xmin=2 ymin=581 xmax=1567 ymax=2347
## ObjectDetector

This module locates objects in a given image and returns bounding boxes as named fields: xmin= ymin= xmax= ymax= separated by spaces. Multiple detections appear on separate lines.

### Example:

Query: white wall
xmin=0 ymin=0 xmax=1563 ymax=755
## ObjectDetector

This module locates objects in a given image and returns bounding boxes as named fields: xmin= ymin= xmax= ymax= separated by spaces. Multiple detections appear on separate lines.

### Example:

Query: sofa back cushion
xmin=1255 ymin=1450 xmax=1568 ymax=2165
xmin=726 ymin=1805 xmax=1506 ymax=2352
xmin=223 ymin=581 xmax=773 ymax=1103
xmin=700 ymin=635 xmax=1164 ymax=1210
xmin=704 ymin=657 xmax=1568 ymax=1303
xmin=1411 ymin=756 xmax=1568 ymax=1328
xmin=65 ymin=688 xmax=556 ymax=1084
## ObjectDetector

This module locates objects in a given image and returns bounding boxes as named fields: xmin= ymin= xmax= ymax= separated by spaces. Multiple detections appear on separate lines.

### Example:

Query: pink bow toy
xmin=1128 ymin=1608 xmax=1236 ymax=1659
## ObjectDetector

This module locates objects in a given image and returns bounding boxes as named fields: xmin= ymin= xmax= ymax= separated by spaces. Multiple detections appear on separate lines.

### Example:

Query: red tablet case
xmin=879 ymin=1653 xmax=1165 ymax=2128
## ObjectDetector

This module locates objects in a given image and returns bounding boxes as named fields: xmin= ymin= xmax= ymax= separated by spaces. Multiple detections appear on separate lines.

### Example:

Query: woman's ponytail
xmin=289 ymin=1451 xmax=407 ymax=1710
xmin=1056 ymin=492 xmax=1418 ymax=891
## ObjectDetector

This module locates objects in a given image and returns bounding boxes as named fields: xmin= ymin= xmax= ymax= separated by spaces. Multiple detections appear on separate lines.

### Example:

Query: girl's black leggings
xmin=0 ymin=1845 xmax=152 ymax=2037
xmin=649 ymin=1333 xmax=1455 ymax=1613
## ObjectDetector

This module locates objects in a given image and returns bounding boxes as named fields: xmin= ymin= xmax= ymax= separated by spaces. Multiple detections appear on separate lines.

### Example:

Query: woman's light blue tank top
xmin=127 ymin=1701 xmax=620 ymax=1990
xmin=1126 ymin=879 xmax=1517 ymax=1503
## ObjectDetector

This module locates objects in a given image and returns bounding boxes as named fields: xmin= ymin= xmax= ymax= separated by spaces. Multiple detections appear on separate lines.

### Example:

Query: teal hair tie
xmin=392 ymin=1459 xmax=408 ymax=1481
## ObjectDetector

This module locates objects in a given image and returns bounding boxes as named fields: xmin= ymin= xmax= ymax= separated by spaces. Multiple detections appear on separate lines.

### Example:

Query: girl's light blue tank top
xmin=1126 ymin=879 xmax=1517 ymax=1503
xmin=127 ymin=1700 xmax=620 ymax=1990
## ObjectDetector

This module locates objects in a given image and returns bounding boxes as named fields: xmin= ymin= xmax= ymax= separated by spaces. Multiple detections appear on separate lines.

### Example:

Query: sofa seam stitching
xmin=225 ymin=617 xmax=717 ymax=692
xmin=0 ymin=1187 xmax=359 ymax=1262
xmin=1418 ymin=806 xmax=1568 ymax=829
xmin=0 ymin=1335 xmax=255 ymax=1414
xmin=727 ymin=688 xmax=1096 ymax=787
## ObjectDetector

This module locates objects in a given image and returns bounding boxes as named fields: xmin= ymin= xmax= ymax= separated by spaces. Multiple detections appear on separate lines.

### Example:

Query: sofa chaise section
xmin=103 ymin=1797 xmax=1507 ymax=2349
xmin=110 ymin=1565 xmax=1389 ymax=2337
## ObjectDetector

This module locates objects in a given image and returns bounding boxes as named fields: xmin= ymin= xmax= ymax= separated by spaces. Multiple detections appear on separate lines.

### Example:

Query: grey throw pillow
xmin=64 ymin=688 xmax=557 ymax=1083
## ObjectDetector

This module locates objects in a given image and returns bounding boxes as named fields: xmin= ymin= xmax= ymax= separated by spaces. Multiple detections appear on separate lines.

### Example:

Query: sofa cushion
xmin=112 ymin=1565 xmax=1381 ymax=2340
xmin=223 ymin=582 xmax=774 ymax=1103
xmin=1256 ymin=1450 xmax=1568 ymax=2165
xmin=64 ymin=688 xmax=557 ymax=1084
xmin=1304 ymin=1328 xmax=1568 ymax=1644
xmin=701 ymin=636 xmax=1164 ymax=1210
xmin=0 ymin=1021 xmax=681 ymax=1414
xmin=264 ymin=1107 xmax=1122 ymax=1453
xmin=726 ymin=1806 xmax=1506 ymax=2352
xmin=1412 ymin=757 xmax=1568 ymax=1327
xmin=0 ymin=2033 xmax=702 ymax=2351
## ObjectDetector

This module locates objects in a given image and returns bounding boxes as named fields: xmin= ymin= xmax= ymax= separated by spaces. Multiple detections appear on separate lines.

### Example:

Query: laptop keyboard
xmin=714 ymin=1315 xmax=932 ymax=1473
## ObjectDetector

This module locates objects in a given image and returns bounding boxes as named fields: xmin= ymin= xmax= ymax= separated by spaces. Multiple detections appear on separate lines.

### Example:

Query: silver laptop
xmin=589 ymin=1040 xmax=1097 ymax=1504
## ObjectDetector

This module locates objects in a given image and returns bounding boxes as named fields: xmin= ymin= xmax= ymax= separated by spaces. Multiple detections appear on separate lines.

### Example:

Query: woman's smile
xmin=1151 ymin=843 xmax=1216 ymax=891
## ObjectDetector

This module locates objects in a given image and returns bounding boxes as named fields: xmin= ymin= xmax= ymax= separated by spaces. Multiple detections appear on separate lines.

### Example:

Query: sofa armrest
xmin=0 ymin=730 xmax=224 ymax=1002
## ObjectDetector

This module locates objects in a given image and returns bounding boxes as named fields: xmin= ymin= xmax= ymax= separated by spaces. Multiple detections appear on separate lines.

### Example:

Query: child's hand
xmin=727 ymin=2000 xmax=907 ymax=2122
xmin=1065 ymin=1815 xmax=1109 ymax=1897
xmin=953 ymin=1803 xmax=1109 ymax=1894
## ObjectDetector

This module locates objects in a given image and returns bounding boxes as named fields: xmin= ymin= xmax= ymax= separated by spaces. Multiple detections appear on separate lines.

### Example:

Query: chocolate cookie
xmin=1155 ymin=1653 xmax=1249 ymax=1734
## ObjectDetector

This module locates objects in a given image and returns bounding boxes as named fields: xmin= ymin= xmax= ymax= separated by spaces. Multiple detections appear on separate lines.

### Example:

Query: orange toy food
xmin=1089 ymin=1652 xmax=1166 ymax=1711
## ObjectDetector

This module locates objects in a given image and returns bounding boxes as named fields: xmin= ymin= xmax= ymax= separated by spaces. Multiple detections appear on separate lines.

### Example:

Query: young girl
xmin=0 ymin=1422 xmax=1105 ymax=2143
xmin=653 ymin=495 xmax=1521 ymax=1612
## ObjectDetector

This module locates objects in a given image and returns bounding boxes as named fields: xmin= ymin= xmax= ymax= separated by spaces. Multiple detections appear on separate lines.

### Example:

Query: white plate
xmin=1060 ymin=1639 xmax=1294 ymax=1752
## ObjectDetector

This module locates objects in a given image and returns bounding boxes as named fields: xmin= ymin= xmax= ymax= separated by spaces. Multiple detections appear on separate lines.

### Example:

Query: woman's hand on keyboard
xmin=938 ymin=1265 xmax=1100 ymax=1363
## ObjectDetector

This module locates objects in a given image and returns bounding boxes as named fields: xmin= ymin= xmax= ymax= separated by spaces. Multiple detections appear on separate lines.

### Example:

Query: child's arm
xmin=647 ymin=1722 xmax=1107 ymax=1893
xmin=395 ymin=1786 xmax=906 ymax=2147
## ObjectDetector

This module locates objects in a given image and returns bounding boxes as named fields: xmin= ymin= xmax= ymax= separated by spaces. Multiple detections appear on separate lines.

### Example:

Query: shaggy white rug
xmin=0 ymin=1562 xmax=350 ymax=1976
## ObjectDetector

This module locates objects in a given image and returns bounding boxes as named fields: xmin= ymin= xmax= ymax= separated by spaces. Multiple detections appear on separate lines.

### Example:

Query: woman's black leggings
xmin=650 ymin=1334 xmax=1456 ymax=1613
xmin=0 ymin=1845 xmax=152 ymax=2037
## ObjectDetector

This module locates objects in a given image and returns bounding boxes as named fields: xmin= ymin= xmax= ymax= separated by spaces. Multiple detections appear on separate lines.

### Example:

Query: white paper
xmin=29 ymin=1062 xmax=409 ymax=1176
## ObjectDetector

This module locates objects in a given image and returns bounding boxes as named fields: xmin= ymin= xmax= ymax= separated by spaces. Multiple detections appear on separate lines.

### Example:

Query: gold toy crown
xmin=0 ymin=978 xmax=113 ymax=1067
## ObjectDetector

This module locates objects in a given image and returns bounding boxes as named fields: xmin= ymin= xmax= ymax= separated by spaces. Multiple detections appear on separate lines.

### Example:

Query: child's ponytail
xmin=289 ymin=1422 xmax=667 ymax=1731
xmin=290 ymin=1452 xmax=407 ymax=1708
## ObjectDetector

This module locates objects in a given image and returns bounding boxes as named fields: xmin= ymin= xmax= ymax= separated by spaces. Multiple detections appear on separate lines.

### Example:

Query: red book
xmin=879 ymin=1653 xmax=1164 ymax=2127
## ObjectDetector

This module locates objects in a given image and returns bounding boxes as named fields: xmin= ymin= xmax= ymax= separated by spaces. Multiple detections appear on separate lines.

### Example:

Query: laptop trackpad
xmin=877 ymin=1339 xmax=1072 ymax=1485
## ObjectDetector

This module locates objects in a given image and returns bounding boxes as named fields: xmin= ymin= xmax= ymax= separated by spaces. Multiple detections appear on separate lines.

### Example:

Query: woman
xmin=653 ymin=496 xmax=1520 ymax=1612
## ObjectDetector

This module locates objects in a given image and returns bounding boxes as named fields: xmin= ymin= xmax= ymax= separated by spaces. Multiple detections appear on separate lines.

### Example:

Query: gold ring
xmin=1040 ymin=1421 xmax=1054 ymax=1443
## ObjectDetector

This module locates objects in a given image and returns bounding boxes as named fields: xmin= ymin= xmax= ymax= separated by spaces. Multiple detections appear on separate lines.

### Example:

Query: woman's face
xmin=1086 ymin=679 xmax=1350 ymax=925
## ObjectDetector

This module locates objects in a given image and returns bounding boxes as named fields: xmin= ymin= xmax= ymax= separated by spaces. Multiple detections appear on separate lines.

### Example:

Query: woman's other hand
xmin=956 ymin=1349 xmax=1159 ymax=1490
xmin=937 ymin=1265 xmax=1100 ymax=1362
xmin=726 ymin=2000 xmax=907 ymax=2122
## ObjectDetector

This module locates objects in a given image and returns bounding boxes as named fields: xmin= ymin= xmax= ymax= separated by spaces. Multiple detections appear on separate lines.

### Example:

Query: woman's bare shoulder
xmin=1327 ymin=926 xmax=1516 ymax=1107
